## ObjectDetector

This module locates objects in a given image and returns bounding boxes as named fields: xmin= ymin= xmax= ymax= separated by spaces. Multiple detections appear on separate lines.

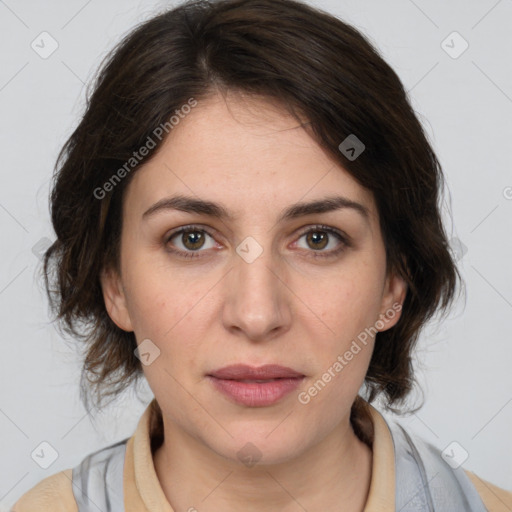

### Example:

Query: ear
xmin=99 ymin=267 xmax=134 ymax=332
xmin=377 ymin=271 xmax=408 ymax=332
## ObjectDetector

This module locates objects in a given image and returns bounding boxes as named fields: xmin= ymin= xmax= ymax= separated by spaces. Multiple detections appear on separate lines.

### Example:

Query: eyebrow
xmin=142 ymin=194 xmax=370 ymax=223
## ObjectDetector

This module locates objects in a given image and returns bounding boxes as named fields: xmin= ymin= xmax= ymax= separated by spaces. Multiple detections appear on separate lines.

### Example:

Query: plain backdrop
xmin=1 ymin=0 xmax=511 ymax=507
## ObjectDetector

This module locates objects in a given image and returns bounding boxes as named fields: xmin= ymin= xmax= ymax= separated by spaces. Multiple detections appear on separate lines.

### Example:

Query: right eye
xmin=165 ymin=225 xmax=218 ymax=259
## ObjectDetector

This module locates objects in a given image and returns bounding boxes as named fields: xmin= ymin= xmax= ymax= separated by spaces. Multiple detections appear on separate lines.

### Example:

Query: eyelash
xmin=164 ymin=224 xmax=350 ymax=260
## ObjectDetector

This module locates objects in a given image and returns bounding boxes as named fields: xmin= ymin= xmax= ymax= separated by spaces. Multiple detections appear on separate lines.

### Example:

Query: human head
xmin=43 ymin=0 xmax=460 ymax=415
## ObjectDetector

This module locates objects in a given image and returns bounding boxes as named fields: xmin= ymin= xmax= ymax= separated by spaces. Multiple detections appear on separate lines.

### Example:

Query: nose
xmin=221 ymin=241 xmax=292 ymax=342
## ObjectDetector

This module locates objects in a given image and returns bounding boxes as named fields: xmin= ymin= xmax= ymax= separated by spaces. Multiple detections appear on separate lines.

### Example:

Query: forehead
xmin=122 ymin=92 xmax=377 ymax=224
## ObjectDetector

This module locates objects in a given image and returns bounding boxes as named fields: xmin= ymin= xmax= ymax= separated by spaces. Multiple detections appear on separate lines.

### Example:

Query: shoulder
xmin=11 ymin=469 xmax=78 ymax=512
xmin=11 ymin=437 xmax=129 ymax=512
xmin=464 ymin=470 xmax=512 ymax=512
xmin=386 ymin=419 xmax=505 ymax=511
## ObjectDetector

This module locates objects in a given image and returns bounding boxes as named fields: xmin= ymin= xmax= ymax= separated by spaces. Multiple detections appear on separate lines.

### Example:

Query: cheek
xmin=298 ymin=272 xmax=381 ymax=411
xmin=123 ymin=274 xmax=220 ymax=389
xmin=309 ymin=266 xmax=384 ymax=340
xmin=122 ymin=266 xmax=209 ymax=342
xmin=297 ymin=264 xmax=384 ymax=403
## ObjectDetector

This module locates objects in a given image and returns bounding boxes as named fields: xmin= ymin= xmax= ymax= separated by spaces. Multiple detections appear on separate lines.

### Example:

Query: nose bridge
xmin=222 ymin=235 xmax=290 ymax=340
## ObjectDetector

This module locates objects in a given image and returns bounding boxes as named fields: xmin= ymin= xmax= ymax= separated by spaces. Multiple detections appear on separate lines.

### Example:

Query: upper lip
xmin=208 ymin=364 xmax=304 ymax=380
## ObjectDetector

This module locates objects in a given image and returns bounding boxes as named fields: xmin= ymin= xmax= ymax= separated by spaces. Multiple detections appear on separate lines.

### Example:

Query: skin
xmin=101 ymin=91 xmax=407 ymax=512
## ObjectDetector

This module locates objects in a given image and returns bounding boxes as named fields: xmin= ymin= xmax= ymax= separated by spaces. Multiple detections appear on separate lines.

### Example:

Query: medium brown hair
xmin=42 ymin=0 xmax=460 ymax=415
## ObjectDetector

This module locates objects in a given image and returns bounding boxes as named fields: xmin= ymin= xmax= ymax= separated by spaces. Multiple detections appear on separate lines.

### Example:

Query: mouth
xmin=230 ymin=378 xmax=288 ymax=383
xmin=207 ymin=364 xmax=305 ymax=407
xmin=207 ymin=363 xmax=305 ymax=380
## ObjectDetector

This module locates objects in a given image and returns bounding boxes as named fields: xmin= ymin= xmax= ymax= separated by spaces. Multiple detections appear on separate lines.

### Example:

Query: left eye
xmin=295 ymin=226 xmax=347 ymax=255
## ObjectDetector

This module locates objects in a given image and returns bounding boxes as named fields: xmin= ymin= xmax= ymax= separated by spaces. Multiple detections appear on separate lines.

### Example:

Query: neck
xmin=152 ymin=401 xmax=373 ymax=512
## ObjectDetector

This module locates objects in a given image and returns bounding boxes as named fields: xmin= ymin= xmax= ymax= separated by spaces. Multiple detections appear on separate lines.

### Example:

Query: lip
xmin=208 ymin=364 xmax=304 ymax=380
xmin=207 ymin=364 xmax=305 ymax=407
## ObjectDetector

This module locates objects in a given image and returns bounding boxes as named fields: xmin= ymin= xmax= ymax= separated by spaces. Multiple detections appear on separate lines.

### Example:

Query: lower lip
xmin=208 ymin=376 xmax=305 ymax=407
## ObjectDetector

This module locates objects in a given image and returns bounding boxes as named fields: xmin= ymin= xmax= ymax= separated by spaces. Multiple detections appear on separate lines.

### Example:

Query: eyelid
xmin=164 ymin=224 xmax=219 ymax=248
xmin=294 ymin=224 xmax=349 ymax=243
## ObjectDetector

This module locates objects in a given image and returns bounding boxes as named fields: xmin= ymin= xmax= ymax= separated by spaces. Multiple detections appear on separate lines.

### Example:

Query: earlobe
xmin=99 ymin=267 xmax=134 ymax=332
xmin=378 ymin=271 xmax=408 ymax=332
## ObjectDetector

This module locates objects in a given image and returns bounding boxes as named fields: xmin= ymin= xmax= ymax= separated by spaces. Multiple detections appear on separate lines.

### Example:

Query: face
xmin=101 ymin=92 xmax=406 ymax=465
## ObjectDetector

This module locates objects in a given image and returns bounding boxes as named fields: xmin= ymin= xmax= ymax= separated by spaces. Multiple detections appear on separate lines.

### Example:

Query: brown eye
xmin=165 ymin=226 xmax=217 ymax=259
xmin=305 ymin=230 xmax=329 ymax=250
xmin=180 ymin=230 xmax=206 ymax=250
xmin=295 ymin=225 xmax=349 ymax=259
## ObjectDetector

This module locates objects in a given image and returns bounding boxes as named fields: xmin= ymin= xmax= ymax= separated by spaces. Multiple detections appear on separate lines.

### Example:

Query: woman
xmin=13 ymin=0 xmax=512 ymax=510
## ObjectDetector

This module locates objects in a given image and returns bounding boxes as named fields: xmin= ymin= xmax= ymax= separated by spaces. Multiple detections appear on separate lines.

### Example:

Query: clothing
xmin=12 ymin=398 xmax=512 ymax=511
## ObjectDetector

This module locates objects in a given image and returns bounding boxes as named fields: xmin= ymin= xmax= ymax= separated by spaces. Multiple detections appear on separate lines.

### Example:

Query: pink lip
xmin=207 ymin=364 xmax=305 ymax=407
xmin=209 ymin=364 xmax=304 ymax=380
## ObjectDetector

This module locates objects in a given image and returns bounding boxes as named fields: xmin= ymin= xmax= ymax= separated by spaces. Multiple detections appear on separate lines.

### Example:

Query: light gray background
xmin=1 ymin=0 xmax=511 ymax=508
